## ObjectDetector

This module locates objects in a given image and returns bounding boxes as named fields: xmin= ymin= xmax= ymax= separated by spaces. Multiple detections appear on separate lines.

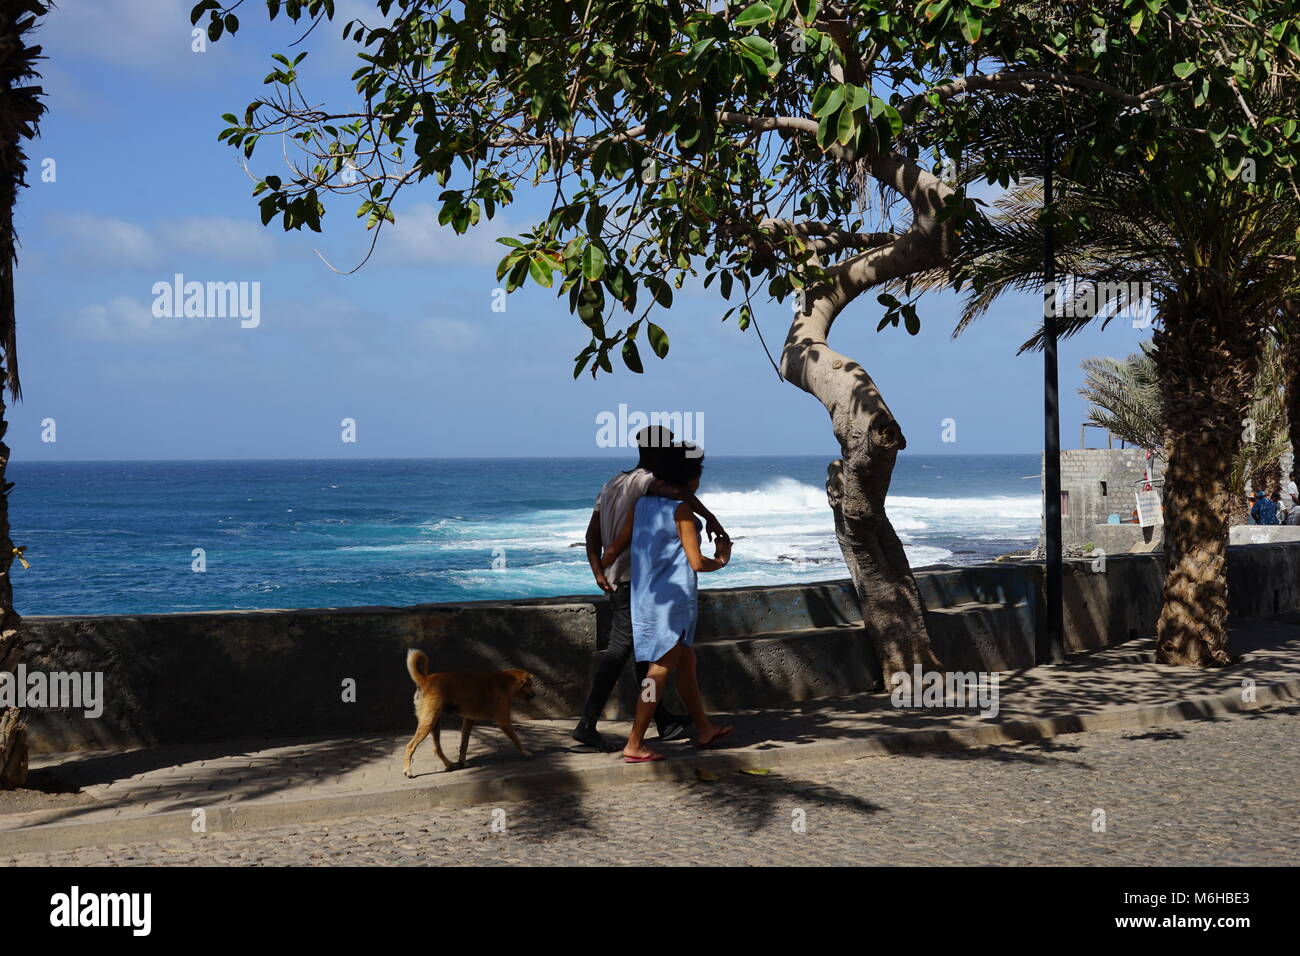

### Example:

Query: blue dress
xmin=630 ymin=495 xmax=699 ymax=663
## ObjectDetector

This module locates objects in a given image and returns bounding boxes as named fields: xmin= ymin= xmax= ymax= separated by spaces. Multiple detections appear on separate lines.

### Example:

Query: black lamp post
xmin=1040 ymin=132 xmax=1065 ymax=664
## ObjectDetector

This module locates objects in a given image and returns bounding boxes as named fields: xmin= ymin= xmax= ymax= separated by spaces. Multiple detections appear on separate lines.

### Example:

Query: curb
xmin=3 ymin=675 xmax=1298 ymax=857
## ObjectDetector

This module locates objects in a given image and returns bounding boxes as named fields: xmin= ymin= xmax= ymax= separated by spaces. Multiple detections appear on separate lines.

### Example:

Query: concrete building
xmin=1039 ymin=446 xmax=1299 ymax=555
xmin=1040 ymin=448 xmax=1165 ymax=554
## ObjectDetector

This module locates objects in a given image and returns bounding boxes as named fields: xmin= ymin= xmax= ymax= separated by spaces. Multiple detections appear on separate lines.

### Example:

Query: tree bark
xmin=778 ymin=155 xmax=951 ymax=678
xmin=1283 ymin=325 xmax=1300 ymax=485
xmin=0 ymin=385 xmax=25 ymax=789
xmin=1249 ymin=460 xmax=1281 ymax=499
xmin=1152 ymin=304 xmax=1261 ymax=666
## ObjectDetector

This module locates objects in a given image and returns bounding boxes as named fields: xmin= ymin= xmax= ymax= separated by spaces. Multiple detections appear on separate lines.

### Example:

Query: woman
xmin=602 ymin=441 xmax=733 ymax=762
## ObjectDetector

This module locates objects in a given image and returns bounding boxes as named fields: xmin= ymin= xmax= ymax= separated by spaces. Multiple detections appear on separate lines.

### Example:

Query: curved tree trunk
xmin=784 ymin=295 xmax=941 ymax=678
xmin=777 ymin=160 xmax=951 ymax=678
xmin=1153 ymin=305 xmax=1261 ymax=666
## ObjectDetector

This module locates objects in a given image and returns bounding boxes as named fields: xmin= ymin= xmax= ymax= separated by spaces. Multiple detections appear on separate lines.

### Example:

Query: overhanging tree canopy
xmin=197 ymin=0 xmax=1300 ymax=671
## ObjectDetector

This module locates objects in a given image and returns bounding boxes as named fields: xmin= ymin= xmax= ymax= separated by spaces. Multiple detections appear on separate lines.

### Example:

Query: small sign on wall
xmin=1135 ymin=484 xmax=1163 ymax=527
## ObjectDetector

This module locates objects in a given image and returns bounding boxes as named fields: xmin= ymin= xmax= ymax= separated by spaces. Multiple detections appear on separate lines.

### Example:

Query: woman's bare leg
xmin=624 ymin=647 xmax=682 ymax=759
xmin=675 ymin=645 xmax=732 ymax=745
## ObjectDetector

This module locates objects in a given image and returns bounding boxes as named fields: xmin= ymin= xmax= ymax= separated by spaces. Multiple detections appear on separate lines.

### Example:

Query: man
xmin=571 ymin=426 xmax=727 ymax=751
xmin=1250 ymin=489 xmax=1279 ymax=526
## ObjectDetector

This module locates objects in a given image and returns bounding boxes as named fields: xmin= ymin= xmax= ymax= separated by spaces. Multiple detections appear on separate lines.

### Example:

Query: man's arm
xmin=601 ymin=505 xmax=637 ymax=569
xmin=646 ymin=479 xmax=727 ymax=542
xmin=585 ymin=510 xmax=613 ymax=592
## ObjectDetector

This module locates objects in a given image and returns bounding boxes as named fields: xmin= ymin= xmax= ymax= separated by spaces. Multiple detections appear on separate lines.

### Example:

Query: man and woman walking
xmin=572 ymin=427 xmax=735 ymax=762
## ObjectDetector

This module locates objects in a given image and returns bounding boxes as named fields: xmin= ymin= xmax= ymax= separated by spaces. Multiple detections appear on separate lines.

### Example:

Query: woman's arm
xmin=676 ymin=502 xmax=731 ymax=572
xmin=647 ymin=479 xmax=727 ymax=541
xmin=601 ymin=505 xmax=637 ymax=569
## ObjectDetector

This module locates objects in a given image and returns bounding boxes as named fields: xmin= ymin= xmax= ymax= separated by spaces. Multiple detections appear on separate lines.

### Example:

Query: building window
xmin=1099 ymin=480 xmax=1108 ymax=497
xmin=1060 ymin=490 xmax=1070 ymax=516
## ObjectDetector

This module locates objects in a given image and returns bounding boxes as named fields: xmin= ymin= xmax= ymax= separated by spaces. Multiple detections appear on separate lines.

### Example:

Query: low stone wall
xmin=17 ymin=541 xmax=1300 ymax=753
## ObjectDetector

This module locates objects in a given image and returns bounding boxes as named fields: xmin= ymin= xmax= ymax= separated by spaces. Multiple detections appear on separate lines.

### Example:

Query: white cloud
xmin=42 ymin=0 xmax=198 ymax=73
xmin=54 ymin=214 xmax=158 ymax=268
xmin=377 ymin=204 xmax=520 ymax=267
xmin=50 ymin=213 xmax=277 ymax=268
xmin=75 ymin=296 xmax=196 ymax=344
xmin=418 ymin=318 xmax=480 ymax=351
xmin=269 ymin=297 xmax=480 ymax=354
xmin=158 ymin=217 xmax=277 ymax=263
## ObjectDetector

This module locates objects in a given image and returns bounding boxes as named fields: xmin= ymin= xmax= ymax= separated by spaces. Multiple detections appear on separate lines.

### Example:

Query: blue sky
xmin=10 ymin=0 xmax=1154 ymax=462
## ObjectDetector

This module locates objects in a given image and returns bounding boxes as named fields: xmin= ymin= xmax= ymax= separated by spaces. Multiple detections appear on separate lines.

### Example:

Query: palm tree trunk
xmin=0 ymin=386 xmax=24 ymax=789
xmin=1153 ymin=304 xmax=1261 ymax=666
xmin=1283 ymin=323 xmax=1300 ymax=480
xmin=1249 ymin=460 xmax=1281 ymax=498
xmin=0 ymin=0 xmax=49 ymax=789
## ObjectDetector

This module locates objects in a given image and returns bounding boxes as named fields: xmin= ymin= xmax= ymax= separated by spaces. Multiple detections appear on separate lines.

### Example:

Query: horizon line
xmin=11 ymin=451 xmax=1049 ymax=465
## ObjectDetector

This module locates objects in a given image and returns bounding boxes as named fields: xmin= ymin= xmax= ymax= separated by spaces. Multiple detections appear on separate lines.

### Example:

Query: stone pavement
xmin=3 ymin=614 xmax=1300 ymax=856
xmin=8 ymin=702 xmax=1298 ymax=866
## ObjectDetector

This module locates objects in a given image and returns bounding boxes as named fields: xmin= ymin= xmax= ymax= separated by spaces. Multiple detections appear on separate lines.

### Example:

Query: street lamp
xmin=1040 ymin=132 xmax=1065 ymax=665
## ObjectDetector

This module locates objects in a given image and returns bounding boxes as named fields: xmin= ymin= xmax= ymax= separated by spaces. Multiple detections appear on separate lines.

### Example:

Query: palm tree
xmin=920 ymin=104 xmax=1300 ymax=666
xmin=1272 ymin=306 xmax=1300 ymax=485
xmin=1081 ymin=340 xmax=1290 ymax=526
xmin=0 ymin=0 xmax=49 ymax=790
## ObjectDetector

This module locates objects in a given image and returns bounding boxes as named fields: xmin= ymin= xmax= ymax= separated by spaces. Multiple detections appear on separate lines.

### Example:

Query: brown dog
xmin=403 ymin=649 xmax=537 ymax=777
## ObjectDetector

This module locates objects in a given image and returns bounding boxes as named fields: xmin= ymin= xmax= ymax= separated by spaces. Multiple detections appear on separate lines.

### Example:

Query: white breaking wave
xmin=335 ymin=475 xmax=1036 ymax=592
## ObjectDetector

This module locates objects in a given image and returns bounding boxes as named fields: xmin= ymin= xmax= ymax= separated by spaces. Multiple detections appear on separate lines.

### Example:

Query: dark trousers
xmin=579 ymin=584 xmax=675 ymax=731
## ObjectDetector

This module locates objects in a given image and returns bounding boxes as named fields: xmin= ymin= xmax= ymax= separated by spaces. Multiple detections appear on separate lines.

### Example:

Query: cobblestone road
xmin=7 ymin=704 xmax=1299 ymax=866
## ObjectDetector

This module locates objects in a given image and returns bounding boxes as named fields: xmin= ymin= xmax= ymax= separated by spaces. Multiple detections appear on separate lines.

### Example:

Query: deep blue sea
xmin=8 ymin=455 xmax=1042 ymax=616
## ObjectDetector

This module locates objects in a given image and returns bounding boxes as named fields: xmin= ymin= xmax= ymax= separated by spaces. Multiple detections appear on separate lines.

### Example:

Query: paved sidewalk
xmin=3 ymin=615 xmax=1300 ymax=856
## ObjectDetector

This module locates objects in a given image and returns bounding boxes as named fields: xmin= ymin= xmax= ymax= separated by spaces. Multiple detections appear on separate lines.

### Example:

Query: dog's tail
xmin=406 ymin=649 xmax=429 ymax=684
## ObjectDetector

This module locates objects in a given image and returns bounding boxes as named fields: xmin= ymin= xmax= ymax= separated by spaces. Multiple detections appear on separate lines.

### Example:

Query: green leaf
xmin=734 ymin=3 xmax=774 ymax=28
xmin=647 ymin=276 xmax=673 ymax=308
xmin=737 ymin=35 xmax=779 ymax=74
xmin=528 ymin=256 xmax=554 ymax=288
xmin=836 ymin=106 xmax=856 ymax=146
xmin=959 ymin=10 xmax=982 ymax=44
xmin=812 ymin=83 xmax=846 ymax=118
xmin=621 ymin=339 xmax=644 ymax=373
xmin=647 ymin=322 xmax=670 ymax=358
xmin=904 ymin=309 xmax=921 ymax=335
xmin=581 ymin=244 xmax=606 ymax=281
xmin=1173 ymin=61 xmax=1196 ymax=78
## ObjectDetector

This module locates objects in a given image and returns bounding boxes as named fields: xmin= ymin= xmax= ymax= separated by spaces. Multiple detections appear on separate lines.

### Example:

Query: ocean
xmin=8 ymin=455 xmax=1042 ymax=616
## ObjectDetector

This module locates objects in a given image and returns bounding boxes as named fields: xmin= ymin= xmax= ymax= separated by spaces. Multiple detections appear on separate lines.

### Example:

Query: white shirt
xmin=595 ymin=468 xmax=655 ymax=584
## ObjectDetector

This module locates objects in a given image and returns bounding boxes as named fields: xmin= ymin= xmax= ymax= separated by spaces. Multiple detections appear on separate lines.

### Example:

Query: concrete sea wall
xmin=18 ymin=542 xmax=1300 ymax=753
